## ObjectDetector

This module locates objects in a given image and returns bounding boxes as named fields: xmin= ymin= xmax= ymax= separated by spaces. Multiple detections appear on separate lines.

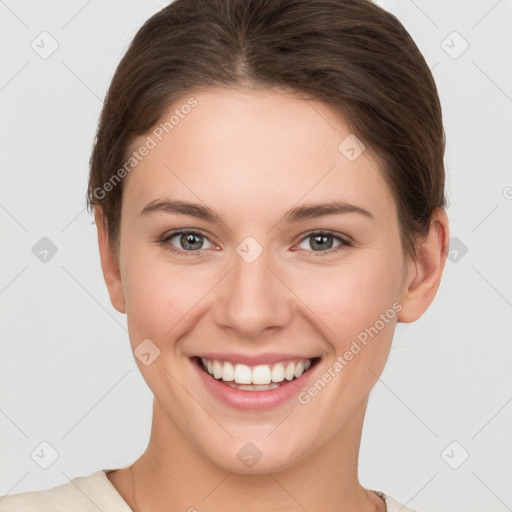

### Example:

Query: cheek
xmin=301 ymin=263 xmax=401 ymax=408
xmin=120 ymin=246 xmax=171 ymax=339
xmin=121 ymin=248 xmax=212 ymax=342
xmin=304 ymin=257 xmax=401 ymax=335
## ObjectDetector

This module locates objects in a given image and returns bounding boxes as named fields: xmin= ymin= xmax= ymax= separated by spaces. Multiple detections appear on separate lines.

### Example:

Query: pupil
xmin=183 ymin=233 xmax=202 ymax=250
xmin=312 ymin=234 xmax=332 ymax=251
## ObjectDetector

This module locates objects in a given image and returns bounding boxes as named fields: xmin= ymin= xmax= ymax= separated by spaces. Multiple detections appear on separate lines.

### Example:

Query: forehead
xmin=122 ymin=87 xmax=396 ymax=223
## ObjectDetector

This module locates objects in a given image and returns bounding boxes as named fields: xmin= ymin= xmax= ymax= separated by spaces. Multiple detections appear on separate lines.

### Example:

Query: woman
xmin=0 ymin=0 xmax=449 ymax=510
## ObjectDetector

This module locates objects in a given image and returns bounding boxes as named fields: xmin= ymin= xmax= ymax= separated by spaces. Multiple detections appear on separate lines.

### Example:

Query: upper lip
xmin=193 ymin=353 xmax=320 ymax=366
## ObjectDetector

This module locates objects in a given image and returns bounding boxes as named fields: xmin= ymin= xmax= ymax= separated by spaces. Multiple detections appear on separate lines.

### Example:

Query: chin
xmin=197 ymin=432 xmax=310 ymax=475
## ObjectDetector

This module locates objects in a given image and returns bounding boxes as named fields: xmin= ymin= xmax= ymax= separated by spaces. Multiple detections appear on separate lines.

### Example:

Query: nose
xmin=211 ymin=244 xmax=293 ymax=339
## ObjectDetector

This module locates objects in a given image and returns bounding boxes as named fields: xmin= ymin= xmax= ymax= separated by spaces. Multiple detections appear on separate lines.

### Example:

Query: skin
xmin=96 ymin=87 xmax=449 ymax=512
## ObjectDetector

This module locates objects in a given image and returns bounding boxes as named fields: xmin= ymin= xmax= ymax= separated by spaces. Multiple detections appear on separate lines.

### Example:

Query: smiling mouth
xmin=192 ymin=356 xmax=321 ymax=391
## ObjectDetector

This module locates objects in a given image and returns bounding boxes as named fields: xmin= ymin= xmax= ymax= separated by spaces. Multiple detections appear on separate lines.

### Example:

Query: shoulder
xmin=0 ymin=470 xmax=130 ymax=512
xmin=373 ymin=489 xmax=422 ymax=512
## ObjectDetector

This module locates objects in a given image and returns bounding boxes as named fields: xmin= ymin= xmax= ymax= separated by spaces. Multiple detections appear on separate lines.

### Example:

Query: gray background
xmin=1 ymin=1 xmax=511 ymax=511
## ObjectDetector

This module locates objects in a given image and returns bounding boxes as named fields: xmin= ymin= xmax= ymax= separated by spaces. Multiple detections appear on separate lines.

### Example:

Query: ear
xmin=397 ymin=208 xmax=449 ymax=323
xmin=94 ymin=207 xmax=126 ymax=314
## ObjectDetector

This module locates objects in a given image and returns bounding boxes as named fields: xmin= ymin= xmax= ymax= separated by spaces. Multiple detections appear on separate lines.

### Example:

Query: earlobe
xmin=94 ymin=207 xmax=126 ymax=314
xmin=397 ymin=208 xmax=449 ymax=323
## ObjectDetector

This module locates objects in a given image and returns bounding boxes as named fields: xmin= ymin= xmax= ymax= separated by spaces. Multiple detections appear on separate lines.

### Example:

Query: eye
xmin=160 ymin=230 xmax=213 ymax=254
xmin=158 ymin=229 xmax=351 ymax=257
xmin=295 ymin=231 xmax=351 ymax=256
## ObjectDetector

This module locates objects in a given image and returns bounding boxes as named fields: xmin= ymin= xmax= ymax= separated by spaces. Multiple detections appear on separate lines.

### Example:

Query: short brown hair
xmin=87 ymin=0 xmax=446 ymax=260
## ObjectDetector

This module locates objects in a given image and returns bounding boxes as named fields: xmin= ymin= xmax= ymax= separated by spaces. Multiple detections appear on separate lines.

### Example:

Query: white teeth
xmin=200 ymin=357 xmax=314 ymax=385
xmin=271 ymin=363 xmax=285 ymax=383
xmin=284 ymin=362 xmax=295 ymax=381
xmin=225 ymin=382 xmax=280 ymax=391
xmin=212 ymin=360 xmax=223 ymax=379
xmin=234 ymin=364 xmax=252 ymax=384
xmin=252 ymin=365 xmax=272 ymax=385
xmin=294 ymin=361 xmax=304 ymax=378
xmin=222 ymin=361 xmax=234 ymax=382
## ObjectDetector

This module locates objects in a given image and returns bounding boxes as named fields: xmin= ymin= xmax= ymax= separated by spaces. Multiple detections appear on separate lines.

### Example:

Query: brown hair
xmin=87 ymin=0 xmax=446 ymax=260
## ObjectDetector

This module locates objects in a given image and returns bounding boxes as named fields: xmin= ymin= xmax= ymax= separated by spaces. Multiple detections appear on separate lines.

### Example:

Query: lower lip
xmin=192 ymin=358 xmax=319 ymax=411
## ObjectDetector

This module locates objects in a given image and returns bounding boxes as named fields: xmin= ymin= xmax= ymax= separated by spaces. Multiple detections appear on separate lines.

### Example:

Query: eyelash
xmin=158 ymin=229 xmax=352 ymax=257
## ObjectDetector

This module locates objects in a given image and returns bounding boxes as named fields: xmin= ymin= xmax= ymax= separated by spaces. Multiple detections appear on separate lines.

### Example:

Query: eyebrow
xmin=139 ymin=198 xmax=374 ymax=223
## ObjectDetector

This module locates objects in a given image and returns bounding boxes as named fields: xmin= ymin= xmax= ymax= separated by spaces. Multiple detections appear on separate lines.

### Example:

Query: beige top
xmin=0 ymin=468 xmax=420 ymax=511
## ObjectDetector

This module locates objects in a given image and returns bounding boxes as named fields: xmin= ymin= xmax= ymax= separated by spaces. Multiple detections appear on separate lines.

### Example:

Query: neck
xmin=129 ymin=397 xmax=384 ymax=512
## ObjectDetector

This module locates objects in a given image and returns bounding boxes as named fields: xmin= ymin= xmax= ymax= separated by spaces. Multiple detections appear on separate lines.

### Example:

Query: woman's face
xmin=109 ymin=87 xmax=416 ymax=472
